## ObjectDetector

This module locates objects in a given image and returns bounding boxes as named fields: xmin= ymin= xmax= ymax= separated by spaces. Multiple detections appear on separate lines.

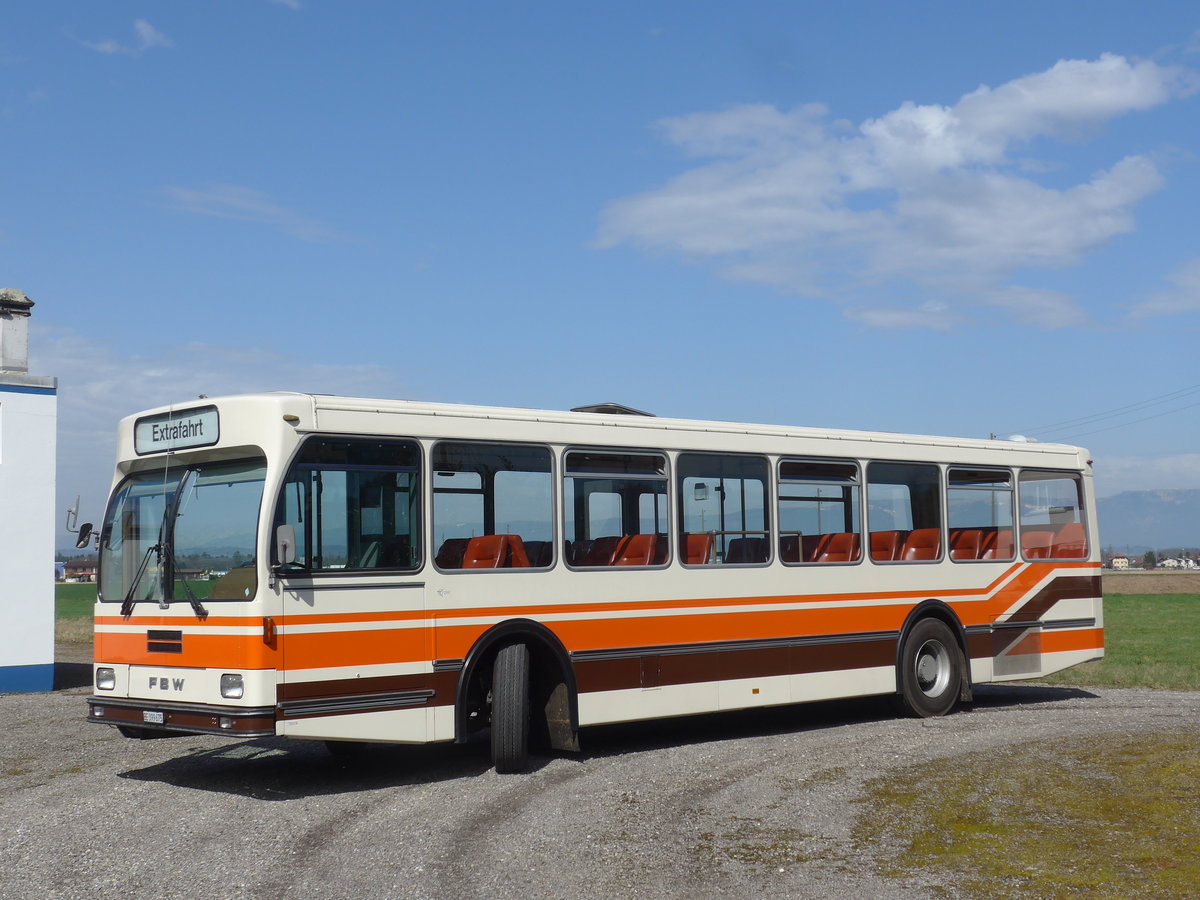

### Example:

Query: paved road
xmin=4 ymin=682 xmax=1198 ymax=899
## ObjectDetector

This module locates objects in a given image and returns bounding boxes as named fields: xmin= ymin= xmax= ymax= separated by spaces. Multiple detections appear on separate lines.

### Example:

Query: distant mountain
xmin=1096 ymin=490 xmax=1200 ymax=552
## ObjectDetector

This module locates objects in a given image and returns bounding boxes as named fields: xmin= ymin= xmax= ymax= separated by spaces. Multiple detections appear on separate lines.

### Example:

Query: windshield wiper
xmin=159 ymin=537 xmax=208 ymax=619
xmin=119 ymin=542 xmax=160 ymax=617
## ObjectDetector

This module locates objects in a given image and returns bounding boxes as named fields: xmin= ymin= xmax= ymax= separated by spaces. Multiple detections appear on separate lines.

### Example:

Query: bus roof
xmin=118 ymin=391 xmax=1090 ymax=467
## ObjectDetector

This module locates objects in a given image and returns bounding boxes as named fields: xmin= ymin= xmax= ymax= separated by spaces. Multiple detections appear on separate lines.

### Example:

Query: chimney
xmin=0 ymin=289 xmax=34 ymax=374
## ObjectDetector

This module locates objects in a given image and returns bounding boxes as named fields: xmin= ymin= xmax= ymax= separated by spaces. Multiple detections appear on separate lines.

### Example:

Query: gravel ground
xmin=3 ymin=682 xmax=1198 ymax=899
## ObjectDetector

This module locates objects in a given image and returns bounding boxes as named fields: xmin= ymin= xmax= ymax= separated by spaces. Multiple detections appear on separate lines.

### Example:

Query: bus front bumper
xmin=87 ymin=696 xmax=277 ymax=738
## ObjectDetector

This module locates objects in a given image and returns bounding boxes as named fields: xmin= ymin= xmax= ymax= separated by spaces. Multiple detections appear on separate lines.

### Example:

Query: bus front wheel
xmin=491 ymin=642 xmax=531 ymax=773
xmin=897 ymin=618 xmax=963 ymax=718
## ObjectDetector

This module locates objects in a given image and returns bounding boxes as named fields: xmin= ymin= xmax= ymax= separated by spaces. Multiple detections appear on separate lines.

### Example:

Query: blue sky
xmin=3 ymin=2 xmax=1199 ymax=548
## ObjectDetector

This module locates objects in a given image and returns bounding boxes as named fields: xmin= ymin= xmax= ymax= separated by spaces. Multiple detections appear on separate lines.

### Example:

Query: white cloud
xmin=1094 ymin=453 xmax=1200 ymax=496
xmin=846 ymin=301 xmax=959 ymax=331
xmin=29 ymin=324 xmax=409 ymax=548
xmin=163 ymin=183 xmax=345 ymax=243
xmin=982 ymin=286 xmax=1088 ymax=330
xmin=83 ymin=19 xmax=173 ymax=55
xmin=133 ymin=20 xmax=173 ymax=50
xmin=597 ymin=54 xmax=1194 ymax=330
xmin=1127 ymin=258 xmax=1200 ymax=319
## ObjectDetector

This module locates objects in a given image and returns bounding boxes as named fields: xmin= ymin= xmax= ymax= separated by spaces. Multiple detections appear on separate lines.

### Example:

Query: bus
xmin=86 ymin=394 xmax=1103 ymax=772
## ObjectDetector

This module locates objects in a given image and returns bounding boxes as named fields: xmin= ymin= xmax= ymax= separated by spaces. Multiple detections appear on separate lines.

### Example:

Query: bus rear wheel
xmin=897 ymin=618 xmax=963 ymax=718
xmin=491 ymin=642 xmax=531 ymax=773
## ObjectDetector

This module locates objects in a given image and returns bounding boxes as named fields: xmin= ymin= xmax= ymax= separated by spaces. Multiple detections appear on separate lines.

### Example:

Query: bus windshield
xmin=98 ymin=458 xmax=267 ymax=607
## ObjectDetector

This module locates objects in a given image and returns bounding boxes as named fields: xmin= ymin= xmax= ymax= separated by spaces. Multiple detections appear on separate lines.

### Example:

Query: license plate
xmin=143 ymin=710 xmax=165 ymax=725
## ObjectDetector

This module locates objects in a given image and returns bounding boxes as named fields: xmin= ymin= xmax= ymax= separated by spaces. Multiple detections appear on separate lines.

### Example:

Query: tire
xmin=491 ymin=642 xmax=530 ymax=773
xmin=896 ymin=618 xmax=963 ymax=718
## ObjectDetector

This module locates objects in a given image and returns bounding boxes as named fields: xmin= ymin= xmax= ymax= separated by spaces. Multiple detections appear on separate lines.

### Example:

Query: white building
xmin=0 ymin=290 xmax=57 ymax=692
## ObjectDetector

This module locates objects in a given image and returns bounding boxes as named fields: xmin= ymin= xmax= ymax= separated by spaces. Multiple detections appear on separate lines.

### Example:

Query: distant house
xmin=64 ymin=561 xmax=98 ymax=583
xmin=1109 ymin=555 xmax=1129 ymax=570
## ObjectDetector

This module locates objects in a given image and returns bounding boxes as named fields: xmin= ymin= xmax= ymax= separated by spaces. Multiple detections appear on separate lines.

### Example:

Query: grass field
xmin=1038 ymin=594 xmax=1200 ymax=691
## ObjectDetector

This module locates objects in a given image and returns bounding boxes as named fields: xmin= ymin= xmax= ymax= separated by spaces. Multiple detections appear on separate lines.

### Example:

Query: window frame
xmin=430 ymin=439 xmax=556 ymax=573
xmin=271 ymin=435 xmax=423 ymax=576
xmin=946 ymin=466 xmax=1016 ymax=564
xmin=1017 ymin=468 xmax=1090 ymax=562
xmin=677 ymin=451 xmax=772 ymax=568
xmin=865 ymin=460 xmax=944 ymax=565
xmin=776 ymin=457 xmax=863 ymax=567
xmin=562 ymin=446 xmax=671 ymax=570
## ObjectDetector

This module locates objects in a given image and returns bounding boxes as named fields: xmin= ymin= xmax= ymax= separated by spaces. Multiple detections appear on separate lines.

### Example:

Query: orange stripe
xmin=280 ymin=628 xmax=428 ymax=670
xmin=96 ymin=561 xmax=1100 ymax=670
xmin=1004 ymin=627 xmax=1104 ymax=658
xmin=95 ymin=631 xmax=278 ymax=669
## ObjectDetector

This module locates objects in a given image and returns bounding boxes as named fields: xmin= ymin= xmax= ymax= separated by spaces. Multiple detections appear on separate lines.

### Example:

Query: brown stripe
xmin=278 ymin=671 xmax=458 ymax=705
xmin=1004 ymin=575 xmax=1101 ymax=624
xmin=574 ymin=636 xmax=897 ymax=694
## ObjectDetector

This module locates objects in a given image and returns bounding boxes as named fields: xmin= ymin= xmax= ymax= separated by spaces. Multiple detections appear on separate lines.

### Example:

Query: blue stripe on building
xmin=0 ymin=384 xmax=57 ymax=396
xmin=0 ymin=664 xmax=55 ymax=693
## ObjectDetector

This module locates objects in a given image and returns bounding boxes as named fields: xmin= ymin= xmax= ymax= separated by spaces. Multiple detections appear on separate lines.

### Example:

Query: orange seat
xmin=980 ymin=528 xmax=1014 ymax=560
xmin=870 ymin=530 xmax=905 ymax=561
xmin=683 ymin=533 xmax=714 ymax=565
xmin=800 ymin=533 xmax=829 ymax=562
xmin=504 ymin=535 xmax=531 ymax=567
xmin=1021 ymin=529 xmax=1055 ymax=559
xmin=577 ymin=535 xmax=623 ymax=567
xmin=1050 ymin=522 xmax=1087 ymax=559
xmin=613 ymin=534 xmax=657 ymax=566
xmin=816 ymin=532 xmax=859 ymax=563
xmin=899 ymin=528 xmax=941 ymax=561
xmin=949 ymin=529 xmax=982 ymax=560
xmin=459 ymin=534 xmax=531 ymax=569
xmin=461 ymin=535 xmax=507 ymax=568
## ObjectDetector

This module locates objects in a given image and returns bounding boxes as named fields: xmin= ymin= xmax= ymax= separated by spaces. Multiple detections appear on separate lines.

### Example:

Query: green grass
xmin=55 ymin=583 xmax=97 ymax=620
xmin=1039 ymin=594 xmax=1200 ymax=691
xmin=856 ymin=731 xmax=1200 ymax=898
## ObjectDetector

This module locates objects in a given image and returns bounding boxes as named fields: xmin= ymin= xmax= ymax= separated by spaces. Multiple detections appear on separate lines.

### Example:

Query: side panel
xmin=275 ymin=578 xmax=437 ymax=742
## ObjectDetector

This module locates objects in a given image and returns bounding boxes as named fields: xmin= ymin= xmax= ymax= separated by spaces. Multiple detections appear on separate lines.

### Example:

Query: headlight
xmin=220 ymin=673 xmax=244 ymax=699
xmin=96 ymin=667 xmax=116 ymax=691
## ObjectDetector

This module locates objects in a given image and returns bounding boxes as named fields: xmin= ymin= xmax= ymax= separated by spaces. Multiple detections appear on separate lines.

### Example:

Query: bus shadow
xmin=118 ymin=737 xmax=498 ymax=799
xmin=53 ymin=662 xmax=93 ymax=690
xmin=117 ymin=683 xmax=1101 ymax=799
xmin=969 ymin=682 xmax=1099 ymax=708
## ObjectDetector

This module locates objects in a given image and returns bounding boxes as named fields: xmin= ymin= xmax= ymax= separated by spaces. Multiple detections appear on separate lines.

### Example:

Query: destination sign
xmin=134 ymin=406 xmax=219 ymax=455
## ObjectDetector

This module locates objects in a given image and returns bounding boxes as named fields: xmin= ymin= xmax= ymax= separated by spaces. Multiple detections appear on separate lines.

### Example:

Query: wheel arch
xmin=895 ymin=599 xmax=973 ymax=702
xmin=454 ymin=618 xmax=580 ymax=751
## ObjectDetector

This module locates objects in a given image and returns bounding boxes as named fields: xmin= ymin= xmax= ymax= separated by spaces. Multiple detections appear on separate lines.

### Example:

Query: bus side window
xmin=274 ymin=438 xmax=421 ymax=572
xmin=777 ymin=459 xmax=861 ymax=565
xmin=677 ymin=453 xmax=770 ymax=566
xmin=432 ymin=442 xmax=554 ymax=570
xmin=1018 ymin=470 xmax=1089 ymax=560
xmin=867 ymin=462 xmax=942 ymax=563
xmin=947 ymin=468 xmax=1014 ymax=562
xmin=564 ymin=451 xmax=668 ymax=568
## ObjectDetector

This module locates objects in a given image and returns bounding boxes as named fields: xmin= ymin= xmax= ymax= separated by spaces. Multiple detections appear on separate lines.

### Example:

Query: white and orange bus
xmin=87 ymin=394 xmax=1103 ymax=771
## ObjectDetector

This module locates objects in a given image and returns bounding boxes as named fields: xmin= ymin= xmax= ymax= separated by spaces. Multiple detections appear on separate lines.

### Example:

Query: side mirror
xmin=75 ymin=523 xmax=93 ymax=550
xmin=275 ymin=524 xmax=297 ymax=566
